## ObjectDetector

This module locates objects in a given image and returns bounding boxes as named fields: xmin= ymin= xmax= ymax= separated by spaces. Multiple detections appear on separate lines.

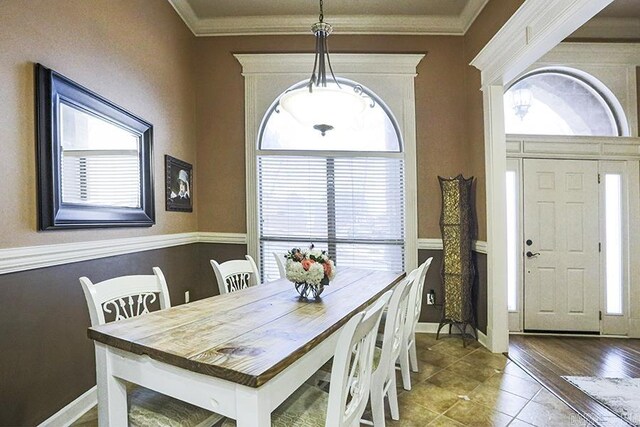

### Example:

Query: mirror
xmin=35 ymin=64 xmax=154 ymax=229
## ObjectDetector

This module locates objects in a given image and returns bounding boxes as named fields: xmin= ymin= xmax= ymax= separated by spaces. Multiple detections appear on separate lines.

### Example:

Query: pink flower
xmin=323 ymin=262 xmax=332 ymax=277
xmin=301 ymin=259 xmax=314 ymax=271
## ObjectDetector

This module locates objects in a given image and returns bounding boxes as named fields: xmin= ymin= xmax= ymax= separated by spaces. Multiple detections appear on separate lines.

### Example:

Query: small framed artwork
xmin=165 ymin=155 xmax=193 ymax=212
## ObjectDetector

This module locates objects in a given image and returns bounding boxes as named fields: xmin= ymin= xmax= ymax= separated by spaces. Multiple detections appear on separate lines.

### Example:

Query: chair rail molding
xmin=417 ymin=238 xmax=487 ymax=254
xmin=0 ymin=232 xmax=248 ymax=275
xmin=0 ymin=234 xmax=487 ymax=276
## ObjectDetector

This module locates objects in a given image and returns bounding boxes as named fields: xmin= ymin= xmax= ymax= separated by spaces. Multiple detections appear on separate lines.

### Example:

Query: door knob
xmin=526 ymin=251 xmax=540 ymax=258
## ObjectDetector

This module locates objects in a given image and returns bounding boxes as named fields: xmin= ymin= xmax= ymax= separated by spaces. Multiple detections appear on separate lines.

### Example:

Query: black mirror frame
xmin=35 ymin=64 xmax=155 ymax=230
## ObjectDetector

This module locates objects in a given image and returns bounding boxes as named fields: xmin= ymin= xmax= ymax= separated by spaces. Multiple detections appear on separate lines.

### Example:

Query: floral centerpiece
xmin=285 ymin=245 xmax=336 ymax=299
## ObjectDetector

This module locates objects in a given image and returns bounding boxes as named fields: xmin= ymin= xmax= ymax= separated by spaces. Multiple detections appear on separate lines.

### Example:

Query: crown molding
xmin=460 ymin=0 xmax=491 ymax=33
xmin=167 ymin=0 xmax=488 ymax=37
xmin=570 ymin=17 xmax=640 ymax=40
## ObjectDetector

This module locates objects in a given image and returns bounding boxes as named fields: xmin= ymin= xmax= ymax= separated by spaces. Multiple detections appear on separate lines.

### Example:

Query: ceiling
xmin=168 ymin=0 xmax=490 ymax=36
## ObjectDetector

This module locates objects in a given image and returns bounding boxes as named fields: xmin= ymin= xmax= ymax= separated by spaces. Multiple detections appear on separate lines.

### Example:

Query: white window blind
xmin=259 ymin=155 xmax=405 ymax=282
xmin=61 ymin=150 xmax=141 ymax=208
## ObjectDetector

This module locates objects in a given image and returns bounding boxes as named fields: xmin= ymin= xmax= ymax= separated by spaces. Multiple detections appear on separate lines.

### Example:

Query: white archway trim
xmin=469 ymin=0 xmax=613 ymax=352
xmin=235 ymin=53 xmax=424 ymax=273
xmin=471 ymin=0 xmax=613 ymax=87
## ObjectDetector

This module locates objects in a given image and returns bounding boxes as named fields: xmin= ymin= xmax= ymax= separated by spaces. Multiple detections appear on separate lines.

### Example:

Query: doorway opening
xmin=504 ymin=66 xmax=637 ymax=335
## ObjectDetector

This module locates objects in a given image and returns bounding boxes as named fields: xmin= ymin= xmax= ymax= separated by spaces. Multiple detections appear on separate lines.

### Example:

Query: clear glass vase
xmin=294 ymin=282 xmax=325 ymax=300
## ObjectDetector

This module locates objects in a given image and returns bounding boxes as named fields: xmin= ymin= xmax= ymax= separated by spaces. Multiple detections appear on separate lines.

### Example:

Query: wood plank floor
xmin=508 ymin=335 xmax=640 ymax=427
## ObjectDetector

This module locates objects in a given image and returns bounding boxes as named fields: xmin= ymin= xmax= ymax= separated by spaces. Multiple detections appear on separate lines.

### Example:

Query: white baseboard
xmin=39 ymin=386 xmax=97 ymax=427
xmin=416 ymin=322 xmax=489 ymax=350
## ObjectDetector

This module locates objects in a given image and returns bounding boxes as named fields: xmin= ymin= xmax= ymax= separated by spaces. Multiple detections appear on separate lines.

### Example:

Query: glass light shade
xmin=279 ymin=86 xmax=368 ymax=129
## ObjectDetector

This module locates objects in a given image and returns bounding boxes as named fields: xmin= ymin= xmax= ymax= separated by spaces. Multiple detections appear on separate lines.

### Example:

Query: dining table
xmin=88 ymin=267 xmax=405 ymax=426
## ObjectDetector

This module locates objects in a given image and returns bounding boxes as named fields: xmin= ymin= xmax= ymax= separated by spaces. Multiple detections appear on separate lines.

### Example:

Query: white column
xmin=483 ymin=85 xmax=509 ymax=353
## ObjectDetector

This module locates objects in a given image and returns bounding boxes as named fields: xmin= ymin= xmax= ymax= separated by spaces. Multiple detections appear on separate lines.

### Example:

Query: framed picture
xmin=165 ymin=155 xmax=193 ymax=212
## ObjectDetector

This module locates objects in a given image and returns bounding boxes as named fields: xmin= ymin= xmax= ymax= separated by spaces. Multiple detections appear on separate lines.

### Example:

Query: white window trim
xmin=235 ymin=53 xmax=424 ymax=273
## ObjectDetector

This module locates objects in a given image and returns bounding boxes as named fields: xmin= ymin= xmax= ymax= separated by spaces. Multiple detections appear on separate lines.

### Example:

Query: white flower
xmin=309 ymin=249 xmax=323 ymax=259
xmin=306 ymin=262 xmax=325 ymax=285
xmin=286 ymin=260 xmax=306 ymax=283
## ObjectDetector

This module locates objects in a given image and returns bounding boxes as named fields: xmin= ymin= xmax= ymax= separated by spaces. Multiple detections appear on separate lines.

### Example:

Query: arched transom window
xmin=504 ymin=68 xmax=628 ymax=136
xmin=258 ymin=79 xmax=405 ymax=281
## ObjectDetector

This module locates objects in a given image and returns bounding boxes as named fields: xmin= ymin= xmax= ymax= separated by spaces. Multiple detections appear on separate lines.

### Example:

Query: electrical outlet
xmin=426 ymin=290 xmax=435 ymax=305
xmin=185 ymin=290 xmax=190 ymax=304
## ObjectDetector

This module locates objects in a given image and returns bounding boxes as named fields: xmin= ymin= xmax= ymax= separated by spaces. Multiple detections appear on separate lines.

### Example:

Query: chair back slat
xmin=210 ymin=255 xmax=260 ymax=295
xmin=406 ymin=258 xmax=433 ymax=340
xmin=80 ymin=267 xmax=170 ymax=326
xmin=378 ymin=278 xmax=412 ymax=375
xmin=326 ymin=290 xmax=391 ymax=427
xmin=273 ymin=252 xmax=286 ymax=279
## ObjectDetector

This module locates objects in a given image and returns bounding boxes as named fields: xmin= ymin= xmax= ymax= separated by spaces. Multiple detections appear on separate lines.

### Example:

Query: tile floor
xmin=73 ymin=333 xmax=586 ymax=426
xmin=378 ymin=334 xmax=586 ymax=426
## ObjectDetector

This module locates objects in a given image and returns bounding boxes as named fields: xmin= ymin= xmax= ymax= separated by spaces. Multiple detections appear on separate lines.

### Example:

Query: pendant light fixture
xmin=278 ymin=0 xmax=372 ymax=136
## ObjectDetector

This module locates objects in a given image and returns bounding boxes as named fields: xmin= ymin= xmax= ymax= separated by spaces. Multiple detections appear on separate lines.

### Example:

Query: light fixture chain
xmin=319 ymin=0 xmax=324 ymax=22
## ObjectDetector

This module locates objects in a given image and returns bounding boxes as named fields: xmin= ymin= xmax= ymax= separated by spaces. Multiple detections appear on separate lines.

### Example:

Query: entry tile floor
xmin=73 ymin=333 xmax=585 ymax=426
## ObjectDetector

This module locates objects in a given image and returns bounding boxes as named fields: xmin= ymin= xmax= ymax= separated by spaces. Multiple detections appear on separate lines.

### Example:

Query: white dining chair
xmin=399 ymin=257 xmax=433 ymax=391
xmin=210 ymin=255 xmax=260 ymax=295
xmin=370 ymin=278 xmax=412 ymax=427
xmin=221 ymin=290 xmax=392 ymax=427
xmin=79 ymin=268 xmax=221 ymax=426
xmin=273 ymin=252 xmax=287 ymax=279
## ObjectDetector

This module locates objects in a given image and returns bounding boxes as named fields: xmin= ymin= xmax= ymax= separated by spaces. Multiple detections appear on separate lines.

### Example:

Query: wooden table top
xmin=88 ymin=268 xmax=404 ymax=387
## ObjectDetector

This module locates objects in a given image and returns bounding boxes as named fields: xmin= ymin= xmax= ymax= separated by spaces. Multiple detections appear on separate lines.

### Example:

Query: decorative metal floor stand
xmin=436 ymin=319 xmax=477 ymax=347
xmin=437 ymin=175 xmax=476 ymax=348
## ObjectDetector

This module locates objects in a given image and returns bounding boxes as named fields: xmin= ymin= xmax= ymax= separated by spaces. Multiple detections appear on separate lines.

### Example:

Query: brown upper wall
xmin=194 ymin=35 xmax=469 ymax=238
xmin=463 ymin=0 xmax=526 ymax=241
xmin=0 ymin=0 xmax=197 ymax=249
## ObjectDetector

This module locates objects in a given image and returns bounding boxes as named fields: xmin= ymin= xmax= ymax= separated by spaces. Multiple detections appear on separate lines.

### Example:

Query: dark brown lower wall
xmin=418 ymin=249 xmax=488 ymax=335
xmin=0 ymin=243 xmax=487 ymax=426
xmin=0 ymin=243 xmax=247 ymax=427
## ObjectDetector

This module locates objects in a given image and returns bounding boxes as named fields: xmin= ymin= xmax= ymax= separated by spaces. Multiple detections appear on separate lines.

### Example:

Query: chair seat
xmin=221 ymin=383 xmax=328 ymax=427
xmin=128 ymin=383 xmax=219 ymax=427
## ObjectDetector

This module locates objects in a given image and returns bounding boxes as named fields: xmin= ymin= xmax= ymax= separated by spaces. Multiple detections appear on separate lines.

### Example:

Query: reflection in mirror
xmin=60 ymin=103 xmax=141 ymax=208
xmin=36 ymin=64 xmax=154 ymax=229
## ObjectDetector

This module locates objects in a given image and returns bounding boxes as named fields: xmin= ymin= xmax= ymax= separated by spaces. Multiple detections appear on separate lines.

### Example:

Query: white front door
xmin=523 ymin=159 xmax=600 ymax=332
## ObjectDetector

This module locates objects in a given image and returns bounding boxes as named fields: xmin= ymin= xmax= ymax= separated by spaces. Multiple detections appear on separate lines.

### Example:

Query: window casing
xmin=236 ymin=53 xmax=422 ymax=283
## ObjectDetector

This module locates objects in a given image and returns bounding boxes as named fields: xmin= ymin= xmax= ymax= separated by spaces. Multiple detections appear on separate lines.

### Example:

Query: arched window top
xmin=504 ymin=67 xmax=629 ymax=137
xmin=259 ymin=78 xmax=402 ymax=152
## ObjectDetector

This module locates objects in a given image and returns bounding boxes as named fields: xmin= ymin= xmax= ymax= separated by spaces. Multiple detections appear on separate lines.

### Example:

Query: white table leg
xmin=95 ymin=343 xmax=128 ymax=426
xmin=235 ymin=385 xmax=271 ymax=427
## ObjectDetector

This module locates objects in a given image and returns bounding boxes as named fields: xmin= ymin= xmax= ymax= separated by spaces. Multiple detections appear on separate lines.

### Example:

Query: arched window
xmin=257 ymin=79 xmax=405 ymax=281
xmin=504 ymin=68 xmax=628 ymax=136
